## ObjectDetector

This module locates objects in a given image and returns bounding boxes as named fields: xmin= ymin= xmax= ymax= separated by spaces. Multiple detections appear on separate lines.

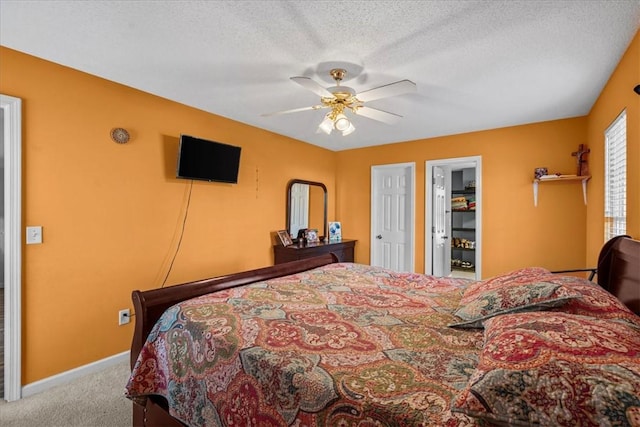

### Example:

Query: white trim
xmin=370 ymin=162 xmax=416 ymax=272
xmin=22 ymin=351 xmax=130 ymax=398
xmin=1 ymin=94 xmax=22 ymax=402
xmin=425 ymin=156 xmax=482 ymax=279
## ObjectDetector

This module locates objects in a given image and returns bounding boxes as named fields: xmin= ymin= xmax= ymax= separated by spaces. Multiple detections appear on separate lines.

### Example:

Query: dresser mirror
xmin=286 ymin=179 xmax=327 ymax=241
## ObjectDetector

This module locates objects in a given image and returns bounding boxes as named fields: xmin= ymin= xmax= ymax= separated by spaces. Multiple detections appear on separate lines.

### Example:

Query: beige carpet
xmin=0 ymin=360 xmax=132 ymax=427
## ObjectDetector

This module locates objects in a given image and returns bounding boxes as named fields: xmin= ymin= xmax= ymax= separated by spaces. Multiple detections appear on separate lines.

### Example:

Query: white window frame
xmin=604 ymin=110 xmax=626 ymax=241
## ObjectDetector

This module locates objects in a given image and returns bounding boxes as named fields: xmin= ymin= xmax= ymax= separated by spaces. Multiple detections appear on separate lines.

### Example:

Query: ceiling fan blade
xmin=261 ymin=104 xmax=326 ymax=117
xmin=356 ymin=79 xmax=417 ymax=103
xmin=355 ymin=106 xmax=403 ymax=125
xmin=290 ymin=76 xmax=335 ymax=98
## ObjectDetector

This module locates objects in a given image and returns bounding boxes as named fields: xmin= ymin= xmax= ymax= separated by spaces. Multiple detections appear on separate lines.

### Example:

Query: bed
xmin=126 ymin=237 xmax=640 ymax=427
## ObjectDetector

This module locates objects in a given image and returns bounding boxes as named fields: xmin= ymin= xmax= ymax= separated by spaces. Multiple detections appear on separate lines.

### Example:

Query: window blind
xmin=604 ymin=110 xmax=626 ymax=241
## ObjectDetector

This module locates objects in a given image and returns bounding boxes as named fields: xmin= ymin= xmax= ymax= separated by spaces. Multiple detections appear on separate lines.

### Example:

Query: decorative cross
xmin=571 ymin=144 xmax=590 ymax=176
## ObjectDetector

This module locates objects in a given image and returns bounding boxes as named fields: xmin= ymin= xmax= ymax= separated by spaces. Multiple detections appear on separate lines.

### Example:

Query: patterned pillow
xmin=451 ymin=312 xmax=640 ymax=427
xmin=463 ymin=267 xmax=552 ymax=291
xmin=450 ymin=267 xmax=580 ymax=328
xmin=546 ymin=274 xmax=640 ymax=328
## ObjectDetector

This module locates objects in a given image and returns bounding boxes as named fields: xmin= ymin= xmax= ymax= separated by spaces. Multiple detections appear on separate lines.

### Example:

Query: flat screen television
xmin=176 ymin=135 xmax=241 ymax=183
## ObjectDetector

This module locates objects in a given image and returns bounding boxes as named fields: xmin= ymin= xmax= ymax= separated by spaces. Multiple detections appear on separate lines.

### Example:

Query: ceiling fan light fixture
xmin=268 ymin=67 xmax=415 ymax=138
xmin=341 ymin=122 xmax=356 ymax=136
xmin=318 ymin=115 xmax=334 ymax=134
xmin=334 ymin=113 xmax=351 ymax=131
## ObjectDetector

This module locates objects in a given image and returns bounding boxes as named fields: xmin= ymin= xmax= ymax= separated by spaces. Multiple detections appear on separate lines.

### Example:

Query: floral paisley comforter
xmin=126 ymin=263 xmax=483 ymax=426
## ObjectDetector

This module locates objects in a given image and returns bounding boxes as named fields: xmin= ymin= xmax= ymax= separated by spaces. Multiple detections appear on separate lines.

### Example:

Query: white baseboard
xmin=21 ymin=350 xmax=130 ymax=398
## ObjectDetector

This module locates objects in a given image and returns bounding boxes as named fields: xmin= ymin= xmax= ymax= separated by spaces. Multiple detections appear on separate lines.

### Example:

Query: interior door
xmin=371 ymin=163 xmax=415 ymax=272
xmin=432 ymin=166 xmax=450 ymax=277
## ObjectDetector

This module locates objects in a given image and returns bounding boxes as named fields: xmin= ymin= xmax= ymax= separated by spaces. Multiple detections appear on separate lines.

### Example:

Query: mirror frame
xmin=286 ymin=179 xmax=328 ymax=240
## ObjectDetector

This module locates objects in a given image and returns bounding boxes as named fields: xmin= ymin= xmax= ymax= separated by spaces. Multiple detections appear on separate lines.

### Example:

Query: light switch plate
xmin=26 ymin=226 xmax=43 ymax=244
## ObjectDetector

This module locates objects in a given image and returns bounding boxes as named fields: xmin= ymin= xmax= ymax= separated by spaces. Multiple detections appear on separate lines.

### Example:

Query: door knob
xmin=376 ymin=235 xmax=382 ymax=239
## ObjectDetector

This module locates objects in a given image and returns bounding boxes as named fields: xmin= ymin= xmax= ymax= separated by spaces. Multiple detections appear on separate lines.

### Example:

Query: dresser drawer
xmin=329 ymin=247 xmax=354 ymax=263
xmin=274 ymin=239 xmax=356 ymax=265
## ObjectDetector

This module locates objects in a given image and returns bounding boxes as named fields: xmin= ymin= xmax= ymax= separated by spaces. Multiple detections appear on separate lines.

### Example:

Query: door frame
xmin=370 ymin=162 xmax=416 ymax=272
xmin=2 ymin=94 xmax=22 ymax=401
xmin=425 ymin=156 xmax=482 ymax=279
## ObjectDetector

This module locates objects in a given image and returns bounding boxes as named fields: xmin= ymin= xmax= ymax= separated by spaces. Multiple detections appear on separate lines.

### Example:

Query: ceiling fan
xmin=262 ymin=68 xmax=417 ymax=136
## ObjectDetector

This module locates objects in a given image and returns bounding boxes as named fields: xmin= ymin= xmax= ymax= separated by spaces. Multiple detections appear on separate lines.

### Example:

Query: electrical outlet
xmin=118 ymin=309 xmax=131 ymax=326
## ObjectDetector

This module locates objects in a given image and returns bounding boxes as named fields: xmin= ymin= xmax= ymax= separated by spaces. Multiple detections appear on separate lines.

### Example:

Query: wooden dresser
xmin=274 ymin=239 xmax=356 ymax=264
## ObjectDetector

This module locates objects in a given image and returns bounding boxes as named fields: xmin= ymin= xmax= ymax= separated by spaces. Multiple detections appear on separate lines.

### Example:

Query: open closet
xmin=425 ymin=156 xmax=482 ymax=280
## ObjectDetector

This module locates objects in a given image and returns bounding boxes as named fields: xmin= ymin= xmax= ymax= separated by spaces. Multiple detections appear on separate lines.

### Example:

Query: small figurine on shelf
xmin=534 ymin=167 xmax=548 ymax=179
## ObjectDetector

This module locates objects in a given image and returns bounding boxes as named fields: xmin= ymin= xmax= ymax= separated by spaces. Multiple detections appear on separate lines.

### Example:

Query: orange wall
xmin=335 ymin=117 xmax=589 ymax=277
xmin=585 ymin=31 xmax=640 ymax=262
xmin=0 ymin=47 xmax=337 ymax=383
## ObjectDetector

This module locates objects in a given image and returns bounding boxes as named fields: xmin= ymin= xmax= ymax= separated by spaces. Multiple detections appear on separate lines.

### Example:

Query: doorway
xmin=1 ymin=94 xmax=22 ymax=401
xmin=425 ymin=156 xmax=482 ymax=280
xmin=370 ymin=163 xmax=415 ymax=272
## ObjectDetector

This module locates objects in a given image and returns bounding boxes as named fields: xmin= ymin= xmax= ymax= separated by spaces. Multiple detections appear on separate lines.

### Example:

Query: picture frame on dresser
xmin=304 ymin=228 xmax=319 ymax=243
xmin=276 ymin=230 xmax=293 ymax=246
xmin=329 ymin=221 xmax=342 ymax=241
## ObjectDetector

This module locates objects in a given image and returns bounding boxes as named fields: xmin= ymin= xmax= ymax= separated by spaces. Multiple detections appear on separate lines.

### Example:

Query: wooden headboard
xmin=599 ymin=236 xmax=640 ymax=315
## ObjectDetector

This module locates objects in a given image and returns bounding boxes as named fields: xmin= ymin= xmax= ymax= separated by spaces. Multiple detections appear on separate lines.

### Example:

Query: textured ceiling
xmin=1 ymin=1 xmax=639 ymax=151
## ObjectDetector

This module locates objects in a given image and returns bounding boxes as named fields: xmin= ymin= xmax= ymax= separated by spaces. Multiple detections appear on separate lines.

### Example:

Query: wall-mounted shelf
xmin=532 ymin=175 xmax=591 ymax=207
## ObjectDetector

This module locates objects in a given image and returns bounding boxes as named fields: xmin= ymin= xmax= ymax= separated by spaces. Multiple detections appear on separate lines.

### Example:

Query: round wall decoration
xmin=110 ymin=127 xmax=130 ymax=144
